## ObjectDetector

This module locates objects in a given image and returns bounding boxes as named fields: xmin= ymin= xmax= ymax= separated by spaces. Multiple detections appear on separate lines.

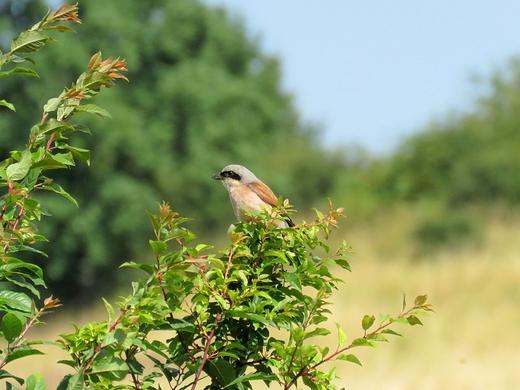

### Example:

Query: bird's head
xmin=212 ymin=164 xmax=258 ymax=188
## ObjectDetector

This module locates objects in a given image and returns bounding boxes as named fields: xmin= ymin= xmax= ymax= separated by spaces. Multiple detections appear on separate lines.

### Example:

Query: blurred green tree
xmin=376 ymin=58 xmax=520 ymax=206
xmin=0 ymin=0 xmax=345 ymax=302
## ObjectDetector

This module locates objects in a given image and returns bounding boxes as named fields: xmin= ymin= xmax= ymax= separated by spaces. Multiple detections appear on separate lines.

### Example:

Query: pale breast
xmin=228 ymin=185 xmax=272 ymax=222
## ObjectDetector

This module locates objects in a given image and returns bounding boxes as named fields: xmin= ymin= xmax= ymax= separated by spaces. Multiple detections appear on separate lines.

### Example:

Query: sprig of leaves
xmin=0 ymin=4 xmax=81 ymax=112
xmin=0 ymin=4 xmax=127 ymax=388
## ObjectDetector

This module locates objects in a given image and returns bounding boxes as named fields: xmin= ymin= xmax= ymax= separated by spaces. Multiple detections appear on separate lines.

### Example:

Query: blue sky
xmin=202 ymin=0 xmax=520 ymax=155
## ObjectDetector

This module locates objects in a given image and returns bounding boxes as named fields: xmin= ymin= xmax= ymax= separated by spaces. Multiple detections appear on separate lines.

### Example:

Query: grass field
xmin=6 ymin=208 xmax=520 ymax=389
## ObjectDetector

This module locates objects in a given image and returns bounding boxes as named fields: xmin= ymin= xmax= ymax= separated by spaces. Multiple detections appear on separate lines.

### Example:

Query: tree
xmin=376 ymin=58 xmax=520 ymax=206
xmin=0 ymin=0 xmax=346 ymax=303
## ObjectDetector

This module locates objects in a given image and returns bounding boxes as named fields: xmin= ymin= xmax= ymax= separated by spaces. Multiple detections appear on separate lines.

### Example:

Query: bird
xmin=212 ymin=164 xmax=294 ymax=228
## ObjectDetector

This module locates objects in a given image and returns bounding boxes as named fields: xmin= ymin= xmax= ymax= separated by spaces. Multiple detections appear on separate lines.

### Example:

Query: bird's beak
xmin=212 ymin=172 xmax=223 ymax=180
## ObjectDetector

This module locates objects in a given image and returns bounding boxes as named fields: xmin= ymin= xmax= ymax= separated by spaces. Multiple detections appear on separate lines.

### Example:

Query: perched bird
xmin=212 ymin=164 xmax=294 ymax=228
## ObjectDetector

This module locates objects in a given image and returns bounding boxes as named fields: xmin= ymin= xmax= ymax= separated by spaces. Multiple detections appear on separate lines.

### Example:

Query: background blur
xmin=1 ymin=0 xmax=519 ymax=388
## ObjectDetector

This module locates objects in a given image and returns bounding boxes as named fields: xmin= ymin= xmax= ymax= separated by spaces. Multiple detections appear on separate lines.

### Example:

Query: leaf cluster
xmin=0 ymin=5 xmax=127 ymax=388
xmin=54 ymin=202 xmax=432 ymax=390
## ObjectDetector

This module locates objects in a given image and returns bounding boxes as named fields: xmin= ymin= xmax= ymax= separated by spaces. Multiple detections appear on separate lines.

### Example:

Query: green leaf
xmin=90 ymin=357 xmax=129 ymax=380
xmin=381 ymin=329 xmax=404 ymax=338
xmin=0 ymin=67 xmax=39 ymax=78
xmin=207 ymin=359 xmax=237 ymax=387
xmin=5 ymin=347 xmax=44 ymax=364
xmin=0 ymin=369 xmax=24 ymax=385
xmin=283 ymin=272 xmax=302 ymax=292
xmin=303 ymin=327 xmax=331 ymax=340
xmin=7 ymin=150 xmax=32 ymax=181
xmin=43 ymin=97 xmax=61 ymax=113
xmin=72 ymin=123 xmax=91 ymax=134
xmin=11 ymin=31 xmax=50 ymax=54
xmin=335 ymin=322 xmax=347 ymax=346
xmin=351 ymin=338 xmax=376 ymax=348
xmin=25 ymin=373 xmax=46 ymax=390
xmin=102 ymin=298 xmax=115 ymax=325
xmin=335 ymin=258 xmax=351 ymax=271
xmin=414 ymin=294 xmax=428 ymax=306
xmin=2 ymin=313 xmax=24 ymax=343
xmin=34 ymin=118 xmax=74 ymax=137
xmin=119 ymin=261 xmax=155 ymax=275
xmin=223 ymin=371 xmax=277 ymax=388
xmin=56 ymin=372 xmax=84 ymax=390
xmin=149 ymin=240 xmax=167 ymax=255
xmin=31 ymin=155 xmax=68 ymax=170
xmin=75 ymin=104 xmax=112 ymax=119
xmin=43 ymin=24 xmax=77 ymax=33
xmin=402 ymin=291 xmax=407 ymax=312
xmin=337 ymin=353 xmax=362 ymax=366
xmin=0 ymin=291 xmax=32 ymax=313
xmin=41 ymin=183 xmax=78 ymax=206
xmin=65 ymin=146 xmax=90 ymax=166
xmin=225 ymin=310 xmax=276 ymax=327
xmin=0 ymin=100 xmax=16 ymax=111
xmin=52 ymin=152 xmax=75 ymax=166
xmin=406 ymin=315 xmax=423 ymax=326
xmin=361 ymin=314 xmax=375 ymax=331
xmin=101 ymin=329 xmax=126 ymax=347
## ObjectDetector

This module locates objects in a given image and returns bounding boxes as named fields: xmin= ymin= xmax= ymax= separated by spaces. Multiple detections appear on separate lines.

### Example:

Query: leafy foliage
xmin=55 ymin=202 xmax=432 ymax=389
xmin=0 ymin=5 xmax=127 ymax=387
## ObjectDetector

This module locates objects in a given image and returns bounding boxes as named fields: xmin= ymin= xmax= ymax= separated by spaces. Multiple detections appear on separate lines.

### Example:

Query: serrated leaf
xmin=11 ymin=31 xmax=49 ymax=54
xmin=2 ymin=313 xmax=24 ymax=343
xmin=337 ymin=353 xmax=362 ymax=366
xmin=361 ymin=314 xmax=375 ymax=331
xmin=0 ymin=100 xmax=15 ymax=111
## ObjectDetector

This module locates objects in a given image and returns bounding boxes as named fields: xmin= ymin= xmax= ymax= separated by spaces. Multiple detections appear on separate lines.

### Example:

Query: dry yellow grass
xmin=6 ymin=210 xmax=520 ymax=389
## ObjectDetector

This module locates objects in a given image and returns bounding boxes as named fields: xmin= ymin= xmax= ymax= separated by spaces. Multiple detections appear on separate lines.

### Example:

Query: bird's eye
xmin=223 ymin=171 xmax=241 ymax=181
